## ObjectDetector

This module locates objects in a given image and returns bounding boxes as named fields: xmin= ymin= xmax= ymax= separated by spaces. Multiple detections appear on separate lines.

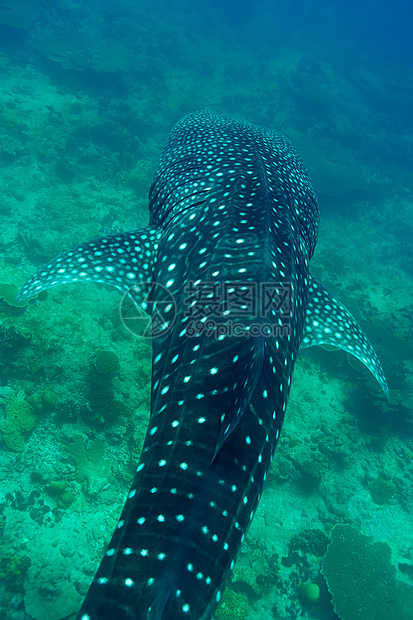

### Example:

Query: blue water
xmin=0 ymin=1 xmax=412 ymax=619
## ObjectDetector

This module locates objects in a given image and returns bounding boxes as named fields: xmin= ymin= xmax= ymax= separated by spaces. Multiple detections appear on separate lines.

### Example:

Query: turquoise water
xmin=0 ymin=1 xmax=412 ymax=619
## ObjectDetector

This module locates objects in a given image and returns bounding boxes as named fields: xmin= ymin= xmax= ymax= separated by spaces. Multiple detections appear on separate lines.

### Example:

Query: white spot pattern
xmin=17 ymin=111 xmax=388 ymax=620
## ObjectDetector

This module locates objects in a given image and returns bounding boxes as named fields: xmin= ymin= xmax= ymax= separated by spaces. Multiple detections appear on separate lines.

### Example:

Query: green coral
xmin=215 ymin=588 xmax=251 ymax=620
xmin=84 ymin=349 xmax=128 ymax=426
xmin=57 ymin=490 xmax=76 ymax=508
xmin=45 ymin=480 xmax=66 ymax=498
xmin=93 ymin=350 xmax=120 ymax=376
xmin=370 ymin=476 xmax=396 ymax=505
xmin=45 ymin=480 xmax=76 ymax=507
xmin=63 ymin=433 xmax=109 ymax=490
xmin=0 ymin=396 xmax=37 ymax=451
xmin=322 ymin=524 xmax=413 ymax=620
xmin=27 ymin=389 xmax=58 ymax=414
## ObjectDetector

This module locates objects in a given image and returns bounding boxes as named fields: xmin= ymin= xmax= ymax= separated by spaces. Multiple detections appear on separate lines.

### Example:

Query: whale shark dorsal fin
xmin=16 ymin=226 xmax=162 ymax=303
xmin=301 ymin=276 xmax=389 ymax=400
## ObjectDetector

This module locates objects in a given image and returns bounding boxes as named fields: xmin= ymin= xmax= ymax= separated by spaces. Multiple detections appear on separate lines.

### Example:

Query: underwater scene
xmin=0 ymin=0 xmax=413 ymax=619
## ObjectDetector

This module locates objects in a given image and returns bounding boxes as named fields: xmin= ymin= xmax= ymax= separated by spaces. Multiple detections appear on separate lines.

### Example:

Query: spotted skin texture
xmin=16 ymin=227 xmax=162 ymax=302
xmin=17 ymin=111 xmax=388 ymax=620
xmin=302 ymin=277 xmax=389 ymax=398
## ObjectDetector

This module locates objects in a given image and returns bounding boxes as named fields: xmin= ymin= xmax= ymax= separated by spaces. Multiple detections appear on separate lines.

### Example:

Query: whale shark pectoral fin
xmin=16 ymin=226 xmax=162 ymax=303
xmin=300 ymin=276 xmax=389 ymax=400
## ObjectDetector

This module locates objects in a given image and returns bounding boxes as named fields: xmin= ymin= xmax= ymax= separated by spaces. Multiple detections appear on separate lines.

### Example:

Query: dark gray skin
xmin=17 ymin=111 xmax=387 ymax=620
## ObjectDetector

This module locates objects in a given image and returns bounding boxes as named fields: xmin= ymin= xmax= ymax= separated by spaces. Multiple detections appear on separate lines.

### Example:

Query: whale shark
xmin=17 ymin=111 xmax=388 ymax=620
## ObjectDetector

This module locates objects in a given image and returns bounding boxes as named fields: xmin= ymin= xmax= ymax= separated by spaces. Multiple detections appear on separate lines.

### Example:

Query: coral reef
xmin=0 ymin=282 xmax=30 ymax=310
xmin=45 ymin=481 xmax=76 ymax=508
xmin=27 ymin=389 xmax=58 ymax=415
xmin=0 ymin=396 xmax=37 ymax=452
xmin=93 ymin=350 xmax=120 ymax=376
xmin=322 ymin=525 xmax=413 ymax=620
xmin=87 ymin=393 xmax=129 ymax=426
xmin=0 ymin=322 xmax=29 ymax=350
xmin=215 ymin=588 xmax=251 ymax=620
xmin=55 ymin=399 xmax=86 ymax=422
xmin=0 ymin=544 xmax=31 ymax=591
xmin=297 ymin=451 xmax=332 ymax=492
xmin=5 ymin=490 xmax=56 ymax=526
xmin=85 ymin=350 xmax=129 ymax=426
xmin=63 ymin=432 xmax=110 ymax=497
xmin=369 ymin=475 xmax=396 ymax=505
xmin=290 ymin=529 xmax=329 ymax=556
xmin=0 ymin=3 xmax=412 ymax=618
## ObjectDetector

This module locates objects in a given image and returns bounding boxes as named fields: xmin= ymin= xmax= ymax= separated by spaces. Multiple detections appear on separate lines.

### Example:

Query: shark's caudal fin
xmin=301 ymin=276 xmax=389 ymax=399
xmin=15 ymin=227 xmax=162 ymax=303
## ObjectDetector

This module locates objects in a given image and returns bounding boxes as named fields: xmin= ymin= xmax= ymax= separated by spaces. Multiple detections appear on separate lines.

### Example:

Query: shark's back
xmin=150 ymin=111 xmax=319 ymax=251
xmin=15 ymin=112 xmax=387 ymax=620
xmin=76 ymin=112 xmax=320 ymax=619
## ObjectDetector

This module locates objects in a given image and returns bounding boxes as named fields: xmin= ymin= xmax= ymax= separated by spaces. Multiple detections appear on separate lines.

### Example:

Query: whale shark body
xmin=17 ymin=111 xmax=388 ymax=619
